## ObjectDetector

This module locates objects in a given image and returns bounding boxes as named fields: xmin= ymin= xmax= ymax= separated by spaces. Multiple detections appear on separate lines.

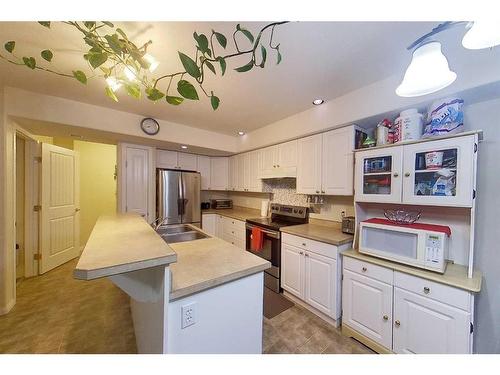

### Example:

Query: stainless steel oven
xmin=245 ymin=223 xmax=281 ymax=292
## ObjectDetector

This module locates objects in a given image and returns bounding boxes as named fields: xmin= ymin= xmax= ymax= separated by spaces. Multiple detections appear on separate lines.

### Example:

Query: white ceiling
xmin=0 ymin=21 xmax=438 ymax=135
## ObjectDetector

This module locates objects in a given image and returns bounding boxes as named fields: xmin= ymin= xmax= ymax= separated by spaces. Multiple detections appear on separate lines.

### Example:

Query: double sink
xmin=156 ymin=224 xmax=209 ymax=244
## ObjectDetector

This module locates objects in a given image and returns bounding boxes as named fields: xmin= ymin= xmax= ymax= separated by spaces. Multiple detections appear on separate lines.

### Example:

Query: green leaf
xmin=205 ymin=61 xmax=216 ymax=75
xmin=72 ymin=70 xmax=87 ymax=84
xmin=38 ymin=21 xmax=50 ymax=28
xmin=84 ymin=21 xmax=96 ymax=29
xmin=218 ymin=57 xmax=226 ymax=76
xmin=177 ymin=80 xmax=199 ymax=100
xmin=194 ymin=33 xmax=210 ymax=55
xmin=102 ymin=21 xmax=114 ymax=28
xmin=211 ymin=95 xmax=220 ymax=110
xmin=236 ymin=24 xmax=254 ymax=43
xmin=105 ymin=86 xmax=118 ymax=102
xmin=88 ymin=52 xmax=108 ymax=69
xmin=178 ymin=52 xmax=201 ymax=79
xmin=259 ymin=45 xmax=267 ymax=68
xmin=214 ymin=32 xmax=227 ymax=49
xmin=4 ymin=41 xmax=15 ymax=53
xmin=277 ymin=47 xmax=282 ymax=65
xmin=124 ymin=83 xmax=141 ymax=99
xmin=166 ymin=96 xmax=184 ymax=105
xmin=41 ymin=49 xmax=53 ymax=62
xmin=145 ymin=87 xmax=165 ymax=101
xmin=234 ymin=60 xmax=254 ymax=73
xmin=83 ymin=36 xmax=99 ymax=49
xmin=104 ymin=34 xmax=123 ymax=54
xmin=22 ymin=57 xmax=36 ymax=69
xmin=116 ymin=28 xmax=127 ymax=40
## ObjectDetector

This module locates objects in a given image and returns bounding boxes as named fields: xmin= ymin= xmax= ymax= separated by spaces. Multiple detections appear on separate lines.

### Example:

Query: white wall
xmin=465 ymin=98 xmax=500 ymax=353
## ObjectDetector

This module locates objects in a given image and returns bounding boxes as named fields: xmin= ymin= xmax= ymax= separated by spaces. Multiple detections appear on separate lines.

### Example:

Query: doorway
xmin=15 ymin=136 xmax=25 ymax=281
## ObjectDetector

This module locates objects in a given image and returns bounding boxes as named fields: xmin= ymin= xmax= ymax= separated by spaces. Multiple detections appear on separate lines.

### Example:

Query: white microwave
xmin=359 ymin=218 xmax=451 ymax=273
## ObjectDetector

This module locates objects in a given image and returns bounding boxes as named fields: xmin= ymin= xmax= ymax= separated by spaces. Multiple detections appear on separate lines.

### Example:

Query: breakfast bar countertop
xmin=73 ymin=213 xmax=178 ymax=281
xmin=280 ymin=219 xmax=354 ymax=246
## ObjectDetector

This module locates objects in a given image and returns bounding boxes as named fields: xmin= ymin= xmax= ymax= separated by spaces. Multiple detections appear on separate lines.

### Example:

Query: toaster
xmin=210 ymin=199 xmax=233 ymax=209
xmin=342 ymin=215 xmax=356 ymax=234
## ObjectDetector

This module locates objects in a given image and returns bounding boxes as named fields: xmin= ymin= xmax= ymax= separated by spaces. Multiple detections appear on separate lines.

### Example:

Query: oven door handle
xmin=245 ymin=224 xmax=280 ymax=239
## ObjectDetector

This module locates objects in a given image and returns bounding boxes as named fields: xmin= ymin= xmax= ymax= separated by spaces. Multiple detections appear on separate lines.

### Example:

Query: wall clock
xmin=140 ymin=117 xmax=160 ymax=136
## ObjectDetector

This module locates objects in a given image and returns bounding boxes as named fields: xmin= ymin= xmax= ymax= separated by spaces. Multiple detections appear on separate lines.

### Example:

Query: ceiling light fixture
xmin=143 ymin=53 xmax=160 ymax=72
xmin=237 ymin=131 xmax=245 ymax=136
xmin=312 ymin=99 xmax=324 ymax=105
xmin=181 ymin=145 xmax=188 ymax=149
xmin=462 ymin=21 xmax=500 ymax=50
xmin=397 ymin=21 xmax=499 ymax=97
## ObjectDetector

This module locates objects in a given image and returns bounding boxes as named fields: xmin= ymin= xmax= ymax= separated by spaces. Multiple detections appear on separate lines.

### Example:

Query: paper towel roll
xmin=261 ymin=200 xmax=270 ymax=217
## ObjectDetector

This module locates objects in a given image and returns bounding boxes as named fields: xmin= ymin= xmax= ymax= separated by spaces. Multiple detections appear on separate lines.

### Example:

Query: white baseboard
xmin=0 ymin=298 xmax=15 ymax=316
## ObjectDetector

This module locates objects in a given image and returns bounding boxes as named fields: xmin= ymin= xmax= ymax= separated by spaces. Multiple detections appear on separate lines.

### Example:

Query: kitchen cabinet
xmin=281 ymin=233 xmax=348 ymax=319
xmin=297 ymin=127 xmax=355 ymax=195
xmin=197 ymin=156 xmax=211 ymax=190
xmin=228 ymin=155 xmax=237 ymax=191
xmin=119 ymin=143 xmax=154 ymax=222
xmin=260 ymin=146 xmax=278 ymax=177
xmin=156 ymin=150 xmax=197 ymax=171
xmin=243 ymin=151 xmax=262 ymax=192
xmin=296 ymin=134 xmax=322 ymax=194
xmin=259 ymin=140 xmax=298 ymax=178
xmin=210 ymin=157 xmax=229 ymax=191
xmin=355 ymin=134 xmax=477 ymax=207
xmin=221 ymin=216 xmax=246 ymax=250
xmin=236 ymin=154 xmax=245 ymax=191
xmin=201 ymin=213 xmax=217 ymax=236
xmin=393 ymin=287 xmax=471 ymax=354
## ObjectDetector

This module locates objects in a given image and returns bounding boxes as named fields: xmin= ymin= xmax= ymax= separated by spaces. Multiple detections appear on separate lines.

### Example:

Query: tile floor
xmin=0 ymin=259 xmax=374 ymax=354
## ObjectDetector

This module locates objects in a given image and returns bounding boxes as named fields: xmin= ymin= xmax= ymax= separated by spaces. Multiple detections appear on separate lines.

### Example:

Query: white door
xmin=304 ymin=251 xmax=336 ymax=317
xmin=354 ymin=146 xmax=403 ymax=203
xmin=197 ymin=156 xmax=211 ymax=190
xmin=343 ymin=269 xmax=393 ymax=349
xmin=260 ymin=146 xmax=278 ymax=177
xmin=210 ymin=157 xmax=229 ymax=191
xmin=40 ymin=143 xmax=80 ymax=274
xmin=156 ymin=149 xmax=178 ymax=169
xmin=393 ymin=287 xmax=471 ymax=354
xmin=322 ymin=127 xmax=354 ymax=195
xmin=202 ymin=214 xmax=216 ymax=236
xmin=236 ymin=154 xmax=245 ymax=191
xmin=244 ymin=151 xmax=262 ymax=192
xmin=281 ymin=243 xmax=304 ymax=298
xmin=297 ymin=134 xmax=322 ymax=194
xmin=401 ymin=135 xmax=475 ymax=207
xmin=124 ymin=146 xmax=150 ymax=218
xmin=177 ymin=152 xmax=197 ymax=171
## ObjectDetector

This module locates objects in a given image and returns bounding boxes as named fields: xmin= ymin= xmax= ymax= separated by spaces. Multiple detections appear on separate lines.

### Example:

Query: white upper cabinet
xmin=297 ymin=134 xmax=323 ymax=194
xmin=210 ymin=157 xmax=229 ymax=191
xmin=259 ymin=140 xmax=298 ymax=178
xmin=277 ymin=140 xmax=298 ymax=173
xmin=260 ymin=146 xmax=278 ymax=177
xmin=244 ymin=151 xmax=262 ymax=192
xmin=322 ymin=127 xmax=354 ymax=195
xmin=236 ymin=154 xmax=245 ymax=191
xmin=228 ymin=155 xmax=237 ymax=191
xmin=177 ymin=152 xmax=197 ymax=171
xmin=355 ymin=134 xmax=477 ymax=207
xmin=156 ymin=149 xmax=178 ymax=169
xmin=197 ymin=155 xmax=211 ymax=190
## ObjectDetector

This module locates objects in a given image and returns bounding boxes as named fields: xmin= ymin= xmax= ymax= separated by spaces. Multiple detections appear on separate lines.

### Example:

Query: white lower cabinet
xmin=281 ymin=234 xmax=345 ymax=320
xmin=342 ymin=269 xmax=393 ymax=349
xmin=201 ymin=214 xmax=217 ymax=236
xmin=202 ymin=214 xmax=246 ymax=250
xmin=342 ymin=257 xmax=474 ymax=353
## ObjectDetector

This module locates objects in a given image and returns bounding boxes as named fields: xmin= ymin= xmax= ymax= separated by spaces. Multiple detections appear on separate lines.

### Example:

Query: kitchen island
xmin=74 ymin=214 xmax=270 ymax=354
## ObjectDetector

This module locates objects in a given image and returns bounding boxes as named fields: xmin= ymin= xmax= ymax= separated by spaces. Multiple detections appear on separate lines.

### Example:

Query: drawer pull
xmin=383 ymin=315 xmax=389 ymax=321
xmin=315 ymin=190 xmax=320 ymax=194
xmin=395 ymin=320 xmax=401 ymax=327
xmin=362 ymin=267 xmax=367 ymax=272
xmin=302 ymin=243 xmax=306 ymax=246
xmin=423 ymin=287 xmax=430 ymax=294
xmin=393 ymin=172 xmax=399 ymax=177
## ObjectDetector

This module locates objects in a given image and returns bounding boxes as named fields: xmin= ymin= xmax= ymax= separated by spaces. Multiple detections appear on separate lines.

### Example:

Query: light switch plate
xmin=181 ymin=302 xmax=197 ymax=329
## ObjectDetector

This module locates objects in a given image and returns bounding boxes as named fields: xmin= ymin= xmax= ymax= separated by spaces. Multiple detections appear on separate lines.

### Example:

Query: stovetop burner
xmin=246 ymin=203 xmax=309 ymax=231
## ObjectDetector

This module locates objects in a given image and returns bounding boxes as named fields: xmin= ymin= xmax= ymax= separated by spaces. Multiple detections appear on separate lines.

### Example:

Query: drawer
xmin=343 ymin=256 xmax=393 ymax=285
xmin=223 ymin=233 xmax=246 ymax=249
xmin=282 ymin=233 xmax=338 ymax=259
xmin=222 ymin=216 xmax=246 ymax=231
xmin=223 ymin=226 xmax=245 ymax=240
xmin=394 ymin=271 xmax=471 ymax=311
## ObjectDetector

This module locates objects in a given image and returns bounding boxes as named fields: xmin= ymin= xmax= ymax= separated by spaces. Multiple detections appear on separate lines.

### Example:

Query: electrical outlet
xmin=181 ymin=302 xmax=197 ymax=329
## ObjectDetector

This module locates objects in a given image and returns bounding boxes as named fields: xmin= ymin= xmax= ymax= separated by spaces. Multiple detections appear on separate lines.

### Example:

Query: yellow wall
xmin=73 ymin=140 xmax=117 ymax=245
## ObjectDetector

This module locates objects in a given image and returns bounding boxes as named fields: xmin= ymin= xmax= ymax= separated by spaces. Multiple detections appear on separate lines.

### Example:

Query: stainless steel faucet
xmin=151 ymin=217 xmax=169 ymax=231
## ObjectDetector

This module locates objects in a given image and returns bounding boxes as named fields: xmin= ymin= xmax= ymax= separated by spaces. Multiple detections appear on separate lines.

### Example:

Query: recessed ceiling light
xmin=238 ymin=131 xmax=245 ymax=136
xmin=312 ymin=99 xmax=324 ymax=105
xmin=181 ymin=145 xmax=188 ymax=149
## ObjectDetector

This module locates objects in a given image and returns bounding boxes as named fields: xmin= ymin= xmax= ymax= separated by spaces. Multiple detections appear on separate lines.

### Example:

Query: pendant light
xmin=396 ymin=41 xmax=457 ymax=97
xmin=462 ymin=21 xmax=500 ymax=50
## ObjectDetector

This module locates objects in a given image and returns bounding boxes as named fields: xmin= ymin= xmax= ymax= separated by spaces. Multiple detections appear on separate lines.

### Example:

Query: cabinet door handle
xmin=302 ymin=243 xmax=306 ymax=246
xmin=362 ymin=267 xmax=367 ymax=272
xmin=383 ymin=315 xmax=389 ymax=321
xmin=305 ymin=253 xmax=309 ymax=257
xmin=315 ymin=190 xmax=320 ymax=194
xmin=299 ymin=251 xmax=304 ymax=255
xmin=393 ymin=172 xmax=399 ymax=177
xmin=395 ymin=320 xmax=401 ymax=327
xmin=404 ymin=172 xmax=411 ymax=177
xmin=423 ymin=287 xmax=430 ymax=294
xmin=277 ymin=165 xmax=280 ymax=168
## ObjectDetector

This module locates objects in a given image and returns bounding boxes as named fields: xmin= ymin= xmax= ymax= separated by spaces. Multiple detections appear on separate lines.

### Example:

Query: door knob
xmin=362 ymin=267 xmax=367 ymax=272
xmin=395 ymin=320 xmax=401 ymax=327
xmin=404 ymin=172 xmax=411 ymax=177
xmin=75 ymin=208 xmax=80 ymax=212
xmin=393 ymin=172 xmax=399 ymax=177
xmin=383 ymin=315 xmax=389 ymax=321
xmin=423 ymin=287 xmax=430 ymax=294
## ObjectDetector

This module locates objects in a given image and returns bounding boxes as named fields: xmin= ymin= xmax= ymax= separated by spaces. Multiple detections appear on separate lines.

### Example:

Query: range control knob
xmin=299 ymin=210 xmax=303 ymax=214
xmin=293 ymin=209 xmax=298 ymax=213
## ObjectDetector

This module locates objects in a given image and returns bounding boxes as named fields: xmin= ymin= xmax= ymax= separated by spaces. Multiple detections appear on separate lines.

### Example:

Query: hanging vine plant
xmin=0 ymin=21 xmax=289 ymax=110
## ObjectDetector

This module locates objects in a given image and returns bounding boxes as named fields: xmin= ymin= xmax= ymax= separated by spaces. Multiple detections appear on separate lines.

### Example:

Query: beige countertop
xmin=168 ymin=236 xmax=270 ymax=300
xmin=342 ymin=249 xmax=482 ymax=293
xmin=74 ymin=214 xmax=177 ymax=280
xmin=202 ymin=206 xmax=263 ymax=221
xmin=280 ymin=219 xmax=354 ymax=246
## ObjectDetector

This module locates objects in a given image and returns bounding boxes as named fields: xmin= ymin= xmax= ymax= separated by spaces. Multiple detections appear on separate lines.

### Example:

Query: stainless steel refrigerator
xmin=156 ymin=169 xmax=201 ymax=226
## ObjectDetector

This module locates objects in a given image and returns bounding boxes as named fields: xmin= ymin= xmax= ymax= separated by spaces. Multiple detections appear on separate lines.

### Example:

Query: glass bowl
xmin=383 ymin=209 xmax=421 ymax=225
